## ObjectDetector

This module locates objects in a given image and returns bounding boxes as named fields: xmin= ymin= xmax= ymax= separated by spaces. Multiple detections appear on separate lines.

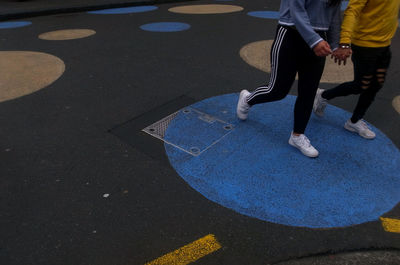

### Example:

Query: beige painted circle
xmin=168 ymin=4 xmax=243 ymax=14
xmin=240 ymin=40 xmax=354 ymax=84
xmin=0 ymin=51 xmax=65 ymax=102
xmin=392 ymin=96 xmax=400 ymax=114
xmin=39 ymin=29 xmax=96 ymax=40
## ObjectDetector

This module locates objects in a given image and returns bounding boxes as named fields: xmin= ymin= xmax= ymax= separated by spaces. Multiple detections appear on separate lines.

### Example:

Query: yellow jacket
xmin=340 ymin=0 xmax=400 ymax=47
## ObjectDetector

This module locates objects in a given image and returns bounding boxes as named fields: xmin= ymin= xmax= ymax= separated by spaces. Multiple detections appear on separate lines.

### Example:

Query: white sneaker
xmin=236 ymin=90 xmax=251 ymax=120
xmin=313 ymin=88 xmax=328 ymax=117
xmin=288 ymin=133 xmax=319 ymax=158
xmin=344 ymin=119 xmax=376 ymax=139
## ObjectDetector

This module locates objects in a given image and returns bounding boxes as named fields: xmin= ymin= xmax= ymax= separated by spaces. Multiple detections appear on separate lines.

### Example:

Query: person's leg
xmin=313 ymin=45 xmax=375 ymax=117
xmin=349 ymin=78 xmax=381 ymax=123
xmin=351 ymin=46 xmax=391 ymax=122
xmin=287 ymin=32 xmax=326 ymax=158
xmin=247 ymin=26 xmax=298 ymax=105
xmin=322 ymin=45 xmax=374 ymax=100
xmin=294 ymin=45 xmax=326 ymax=134
xmin=237 ymin=25 xmax=299 ymax=120
xmin=342 ymin=46 xmax=391 ymax=139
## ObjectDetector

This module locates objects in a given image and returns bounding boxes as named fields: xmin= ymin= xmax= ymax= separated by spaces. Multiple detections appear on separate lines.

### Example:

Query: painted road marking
xmin=0 ymin=21 xmax=32 ymax=29
xmin=88 ymin=6 xmax=158 ymax=14
xmin=392 ymin=96 xmax=400 ymax=114
xmin=247 ymin=11 xmax=280 ymax=19
xmin=380 ymin=217 xmax=400 ymax=233
xmin=140 ymin=22 xmax=191 ymax=33
xmin=168 ymin=4 xmax=243 ymax=14
xmin=145 ymin=234 xmax=221 ymax=265
xmin=0 ymin=51 xmax=65 ymax=103
xmin=164 ymin=94 xmax=400 ymax=228
xmin=39 ymin=29 xmax=96 ymax=40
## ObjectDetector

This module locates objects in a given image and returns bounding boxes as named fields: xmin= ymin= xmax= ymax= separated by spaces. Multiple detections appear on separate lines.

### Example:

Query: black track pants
xmin=247 ymin=25 xmax=326 ymax=134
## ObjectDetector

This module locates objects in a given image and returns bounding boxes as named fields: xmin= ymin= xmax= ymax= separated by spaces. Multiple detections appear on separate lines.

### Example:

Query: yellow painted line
xmin=380 ymin=217 xmax=400 ymax=233
xmin=145 ymin=234 xmax=221 ymax=265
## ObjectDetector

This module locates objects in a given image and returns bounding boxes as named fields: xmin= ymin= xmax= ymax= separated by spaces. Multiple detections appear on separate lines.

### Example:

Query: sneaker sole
xmin=313 ymin=90 xmax=326 ymax=117
xmin=236 ymin=90 xmax=249 ymax=120
xmin=313 ymin=100 xmax=325 ymax=117
xmin=344 ymin=123 xmax=376 ymax=139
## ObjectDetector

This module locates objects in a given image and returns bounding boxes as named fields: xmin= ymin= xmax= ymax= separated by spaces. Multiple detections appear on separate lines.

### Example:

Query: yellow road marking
xmin=145 ymin=234 xmax=221 ymax=265
xmin=380 ymin=217 xmax=400 ymax=233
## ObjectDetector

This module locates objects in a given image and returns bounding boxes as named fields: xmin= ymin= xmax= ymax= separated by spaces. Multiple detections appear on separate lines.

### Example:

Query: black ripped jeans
xmin=322 ymin=44 xmax=392 ymax=123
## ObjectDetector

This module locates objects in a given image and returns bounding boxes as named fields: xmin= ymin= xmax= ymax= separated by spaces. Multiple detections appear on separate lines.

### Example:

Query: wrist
xmin=339 ymin=43 xmax=351 ymax=49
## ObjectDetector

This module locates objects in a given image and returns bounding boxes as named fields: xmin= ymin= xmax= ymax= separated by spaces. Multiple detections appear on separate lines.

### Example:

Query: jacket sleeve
xmin=340 ymin=0 xmax=368 ymax=44
xmin=327 ymin=4 xmax=342 ymax=50
xmin=289 ymin=0 xmax=323 ymax=48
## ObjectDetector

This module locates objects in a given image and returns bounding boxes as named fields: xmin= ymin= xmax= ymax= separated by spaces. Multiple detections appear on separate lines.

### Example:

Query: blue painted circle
xmin=164 ymin=94 xmax=400 ymax=228
xmin=88 ymin=6 xmax=157 ymax=14
xmin=247 ymin=11 xmax=279 ymax=19
xmin=0 ymin=21 xmax=31 ymax=29
xmin=140 ymin=22 xmax=190 ymax=32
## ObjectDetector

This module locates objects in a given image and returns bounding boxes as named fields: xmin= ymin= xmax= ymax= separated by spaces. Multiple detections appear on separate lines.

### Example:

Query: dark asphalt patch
xmin=109 ymin=95 xmax=196 ymax=164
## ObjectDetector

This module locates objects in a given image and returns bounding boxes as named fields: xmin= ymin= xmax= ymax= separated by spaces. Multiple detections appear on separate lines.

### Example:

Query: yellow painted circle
xmin=240 ymin=40 xmax=354 ymax=84
xmin=392 ymin=96 xmax=400 ymax=114
xmin=0 ymin=51 xmax=65 ymax=102
xmin=168 ymin=4 xmax=243 ymax=14
xmin=39 ymin=29 xmax=96 ymax=40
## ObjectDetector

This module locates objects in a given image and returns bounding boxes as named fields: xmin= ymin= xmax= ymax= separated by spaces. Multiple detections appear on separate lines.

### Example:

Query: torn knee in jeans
xmin=376 ymin=69 xmax=387 ymax=85
xmin=361 ymin=75 xmax=373 ymax=90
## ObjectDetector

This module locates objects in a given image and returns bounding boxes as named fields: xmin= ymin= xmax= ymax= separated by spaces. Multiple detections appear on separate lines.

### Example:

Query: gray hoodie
xmin=278 ymin=0 xmax=341 ymax=50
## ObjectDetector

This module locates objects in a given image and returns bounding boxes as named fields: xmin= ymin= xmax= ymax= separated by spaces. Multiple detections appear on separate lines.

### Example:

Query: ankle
xmin=350 ymin=118 xmax=359 ymax=124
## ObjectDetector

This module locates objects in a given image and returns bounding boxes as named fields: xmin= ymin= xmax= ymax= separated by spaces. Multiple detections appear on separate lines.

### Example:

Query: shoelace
xmin=298 ymin=135 xmax=311 ymax=147
xmin=359 ymin=120 xmax=368 ymax=129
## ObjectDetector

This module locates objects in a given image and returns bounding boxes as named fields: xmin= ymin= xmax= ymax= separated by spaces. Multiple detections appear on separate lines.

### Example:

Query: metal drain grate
xmin=142 ymin=107 xmax=234 ymax=156
xmin=142 ymin=111 xmax=179 ymax=140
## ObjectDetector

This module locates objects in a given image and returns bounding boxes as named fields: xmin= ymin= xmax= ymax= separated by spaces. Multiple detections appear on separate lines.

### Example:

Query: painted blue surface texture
xmin=164 ymin=94 xmax=400 ymax=228
xmin=247 ymin=11 xmax=280 ymax=19
xmin=0 ymin=21 xmax=31 ymax=29
xmin=140 ymin=22 xmax=190 ymax=32
xmin=88 ymin=6 xmax=157 ymax=14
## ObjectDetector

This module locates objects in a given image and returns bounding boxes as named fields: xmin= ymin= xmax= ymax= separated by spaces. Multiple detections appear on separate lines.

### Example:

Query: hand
xmin=331 ymin=47 xmax=352 ymax=65
xmin=313 ymin=41 xmax=332 ymax=57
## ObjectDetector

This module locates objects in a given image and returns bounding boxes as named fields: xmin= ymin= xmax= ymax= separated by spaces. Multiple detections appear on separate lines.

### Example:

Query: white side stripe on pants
xmin=247 ymin=27 xmax=288 ymax=102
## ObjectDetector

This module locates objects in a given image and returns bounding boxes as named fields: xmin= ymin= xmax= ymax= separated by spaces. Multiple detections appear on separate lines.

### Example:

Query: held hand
xmin=313 ymin=41 xmax=332 ymax=57
xmin=331 ymin=48 xmax=352 ymax=65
